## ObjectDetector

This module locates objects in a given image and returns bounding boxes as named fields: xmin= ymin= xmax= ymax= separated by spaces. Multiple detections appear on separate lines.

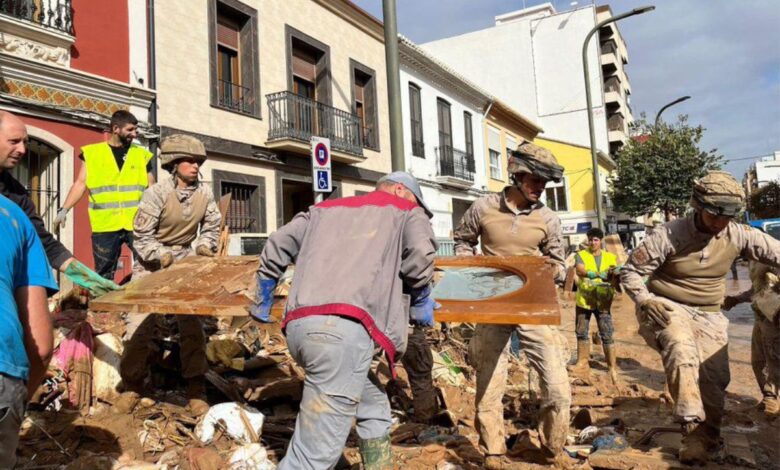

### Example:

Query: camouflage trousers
xmin=120 ymin=246 xmax=208 ymax=385
xmin=469 ymin=324 xmax=571 ymax=456
xmin=752 ymin=311 xmax=780 ymax=400
xmin=636 ymin=299 xmax=729 ymax=429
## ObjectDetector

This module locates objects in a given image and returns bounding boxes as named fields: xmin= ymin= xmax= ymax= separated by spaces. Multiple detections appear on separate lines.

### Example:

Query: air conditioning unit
xmin=227 ymin=233 xmax=268 ymax=256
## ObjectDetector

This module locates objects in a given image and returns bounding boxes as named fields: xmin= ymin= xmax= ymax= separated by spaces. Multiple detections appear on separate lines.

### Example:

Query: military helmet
xmin=690 ymin=170 xmax=744 ymax=217
xmin=160 ymin=134 xmax=207 ymax=170
xmin=508 ymin=141 xmax=564 ymax=183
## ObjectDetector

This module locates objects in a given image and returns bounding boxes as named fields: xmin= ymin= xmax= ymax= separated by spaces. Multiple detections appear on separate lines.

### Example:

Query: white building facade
xmin=399 ymin=37 xmax=490 ymax=252
xmin=422 ymin=2 xmax=635 ymax=158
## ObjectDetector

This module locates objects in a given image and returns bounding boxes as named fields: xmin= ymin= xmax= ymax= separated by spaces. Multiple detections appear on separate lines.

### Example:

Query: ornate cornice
xmin=0 ymin=13 xmax=74 ymax=66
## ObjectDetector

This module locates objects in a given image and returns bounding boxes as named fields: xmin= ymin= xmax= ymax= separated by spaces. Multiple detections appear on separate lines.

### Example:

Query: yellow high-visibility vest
xmin=575 ymin=249 xmax=618 ymax=310
xmin=83 ymin=142 xmax=152 ymax=233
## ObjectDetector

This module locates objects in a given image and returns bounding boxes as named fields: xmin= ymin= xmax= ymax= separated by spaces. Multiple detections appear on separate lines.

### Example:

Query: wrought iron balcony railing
xmin=218 ymin=79 xmax=253 ymax=115
xmin=0 ymin=0 xmax=74 ymax=35
xmin=436 ymin=145 xmax=475 ymax=183
xmin=267 ymin=91 xmax=363 ymax=157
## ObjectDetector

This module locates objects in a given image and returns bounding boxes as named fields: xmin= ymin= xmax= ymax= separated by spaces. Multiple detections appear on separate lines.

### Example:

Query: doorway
xmin=279 ymin=175 xmax=340 ymax=226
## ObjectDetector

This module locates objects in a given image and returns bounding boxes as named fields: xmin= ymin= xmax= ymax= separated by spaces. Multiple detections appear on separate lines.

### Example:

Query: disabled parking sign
xmin=311 ymin=136 xmax=332 ymax=193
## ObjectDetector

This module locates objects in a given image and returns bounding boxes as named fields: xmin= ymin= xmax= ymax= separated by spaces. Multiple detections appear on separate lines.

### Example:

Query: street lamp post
xmin=654 ymin=95 xmax=691 ymax=127
xmin=382 ymin=0 xmax=405 ymax=172
xmin=583 ymin=5 xmax=654 ymax=232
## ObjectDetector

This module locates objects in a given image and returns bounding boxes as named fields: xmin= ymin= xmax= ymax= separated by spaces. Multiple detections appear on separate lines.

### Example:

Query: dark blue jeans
xmin=91 ymin=229 xmax=133 ymax=280
xmin=575 ymin=306 xmax=614 ymax=345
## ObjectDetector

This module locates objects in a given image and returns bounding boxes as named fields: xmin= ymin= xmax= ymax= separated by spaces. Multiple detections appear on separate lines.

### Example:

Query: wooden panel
xmin=90 ymin=256 xmax=560 ymax=325
xmin=90 ymin=256 xmax=258 ymax=317
xmin=433 ymin=256 xmax=561 ymax=325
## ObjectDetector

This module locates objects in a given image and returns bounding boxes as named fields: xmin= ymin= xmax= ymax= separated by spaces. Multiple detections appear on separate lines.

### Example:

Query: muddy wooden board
xmin=90 ymin=255 xmax=560 ymax=324
xmin=432 ymin=256 xmax=560 ymax=325
xmin=90 ymin=256 xmax=257 ymax=316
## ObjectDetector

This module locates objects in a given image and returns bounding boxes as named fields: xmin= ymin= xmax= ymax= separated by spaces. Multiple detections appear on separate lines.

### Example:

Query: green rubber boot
xmin=358 ymin=434 xmax=392 ymax=470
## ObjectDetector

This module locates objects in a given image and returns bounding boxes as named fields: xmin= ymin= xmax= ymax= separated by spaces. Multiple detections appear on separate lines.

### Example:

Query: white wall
xmin=423 ymin=22 xmax=538 ymax=123
xmin=400 ymin=66 xmax=486 ymax=189
xmin=422 ymin=5 xmax=610 ymax=154
xmin=127 ymin=0 xmax=148 ymax=87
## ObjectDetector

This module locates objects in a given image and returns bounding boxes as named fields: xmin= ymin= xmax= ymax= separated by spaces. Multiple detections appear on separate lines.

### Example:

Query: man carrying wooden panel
xmin=453 ymin=141 xmax=570 ymax=468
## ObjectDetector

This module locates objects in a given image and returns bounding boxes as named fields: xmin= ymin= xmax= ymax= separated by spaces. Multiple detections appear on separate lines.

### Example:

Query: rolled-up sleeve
xmin=453 ymin=200 xmax=481 ymax=256
xmin=540 ymin=210 xmax=566 ymax=282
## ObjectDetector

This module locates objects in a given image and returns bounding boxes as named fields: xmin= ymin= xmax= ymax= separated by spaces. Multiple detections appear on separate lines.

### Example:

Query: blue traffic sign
xmin=316 ymin=170 xmax=330 ymax=191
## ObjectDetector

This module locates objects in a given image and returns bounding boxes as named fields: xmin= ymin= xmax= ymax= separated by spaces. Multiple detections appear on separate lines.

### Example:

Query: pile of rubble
xmin=16 ymin=288 xmax=767 ymax=470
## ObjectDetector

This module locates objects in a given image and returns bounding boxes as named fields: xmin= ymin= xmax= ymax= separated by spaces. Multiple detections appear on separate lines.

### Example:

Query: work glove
xmin=160 ymin=251 xmax=174 ymax=268
xmin=639 ymin=299 xmax=673 ymax=328
xmin=249 ymin=277 xmax=277 ymax=323
xmin=587 ymin=270 xmax=598 ymax=279
xmin=599 ymin=272 xmax=609 ymax=281
xmin=409 ymin=285 xmax=440 ymax=327
xmin=63 ymin=259 xmax=121 ymax=297
xmin=53 ymin=208 xmax=69 ymax=232
xmin=722 ymin=295 xmax=741 ymax=311
xmin=195 ymin=245 xmax=215 ymax=257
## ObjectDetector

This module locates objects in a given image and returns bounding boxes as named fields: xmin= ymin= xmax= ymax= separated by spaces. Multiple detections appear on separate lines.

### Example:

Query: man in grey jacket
xmin=252 ymin=171 xmax=437 ymax=470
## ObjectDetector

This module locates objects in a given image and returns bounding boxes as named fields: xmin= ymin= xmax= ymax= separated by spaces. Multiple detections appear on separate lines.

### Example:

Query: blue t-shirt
xmin=0 ymin=194 xmax=58 ymax=380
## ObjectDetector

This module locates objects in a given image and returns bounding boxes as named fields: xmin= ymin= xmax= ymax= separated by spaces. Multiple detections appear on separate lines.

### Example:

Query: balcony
xmin=217 ymin=79 xmax=253 ymax=115
xmin=436 ymin=145 xmax=475 ymax=188
xmin=0 ymin=0 xmax=73 ymax=35
xmin=266 ymin=91 xmax=364 ymax=161
xmin=607 ymin=114 xmax=627 ymax=144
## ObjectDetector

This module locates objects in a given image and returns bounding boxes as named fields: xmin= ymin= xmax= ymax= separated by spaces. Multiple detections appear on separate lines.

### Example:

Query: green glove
xmin=599 ymin=272 xmax=609 ymax=281
xmin=64 ymin=260 xmax=122 ymax=297
xmin=587 ymin=270 xmax=597 ymax=279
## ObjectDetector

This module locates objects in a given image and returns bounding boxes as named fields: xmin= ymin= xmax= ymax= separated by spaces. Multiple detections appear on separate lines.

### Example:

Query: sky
xmin=351 ymin=0 xmax=780 ymax=179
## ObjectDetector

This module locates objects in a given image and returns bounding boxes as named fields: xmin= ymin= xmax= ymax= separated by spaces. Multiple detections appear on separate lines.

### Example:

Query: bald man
xmin=0 ymin=111 xmax=119 ymax=297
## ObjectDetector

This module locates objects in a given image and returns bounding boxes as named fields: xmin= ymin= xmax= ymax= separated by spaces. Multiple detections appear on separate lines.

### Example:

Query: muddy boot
xmin=186 ymin=377 xmax=210 ymax=416
xmin=679 ymin=423 xmax=719 ymax=466
xmin=358 ymin=434 xmax=392 ymax=470
xmin=569 ymin=341 xmax=590 ymax=378
xmin=762 ymin=396 xmax=780 ymax=419
xmin=603 ymin=344 xmax=620 ymax=386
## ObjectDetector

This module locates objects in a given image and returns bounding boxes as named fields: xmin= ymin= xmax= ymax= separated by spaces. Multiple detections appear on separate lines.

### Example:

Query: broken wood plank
xmin=588 ymin=448 xmax=687 ymax=469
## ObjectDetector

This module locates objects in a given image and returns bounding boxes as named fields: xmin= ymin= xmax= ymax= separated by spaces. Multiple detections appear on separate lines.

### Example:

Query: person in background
xmin=53 ymin=110 xmax=154 ymax=282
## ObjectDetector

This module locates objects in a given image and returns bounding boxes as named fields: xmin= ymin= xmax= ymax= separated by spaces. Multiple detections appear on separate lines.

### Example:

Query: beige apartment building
xmin=154 ymin=0 xmax=391 ymax=251
xmin=597 ymin=5 xmax=635 ymax=156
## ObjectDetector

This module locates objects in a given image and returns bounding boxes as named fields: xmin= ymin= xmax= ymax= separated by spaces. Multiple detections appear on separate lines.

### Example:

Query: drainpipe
xmin=147 ymin=0 xmax=158 ymax=179
xmin=382 ymin=0 xmax=405 ymax=171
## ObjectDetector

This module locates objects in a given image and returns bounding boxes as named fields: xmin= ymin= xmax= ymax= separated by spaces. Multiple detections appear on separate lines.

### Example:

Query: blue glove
xmin=409 ymin=285 xmax=439 ymax=327
xmin=249 ymin=278 xmax=277 ymax=323
xmin=587 ymin=270 xmax=597 ymax=279
xmin=599 ymin=272 xmax=609 ymax=281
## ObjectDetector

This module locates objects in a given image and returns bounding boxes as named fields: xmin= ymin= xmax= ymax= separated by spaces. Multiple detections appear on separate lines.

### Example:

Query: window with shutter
xmin=351 ymin=60 xmax=379 ymax=150
xmin=409 ymin=83 xmax=424 ymax=157
xmin=209 ymin=0 xmax=259 ymax=117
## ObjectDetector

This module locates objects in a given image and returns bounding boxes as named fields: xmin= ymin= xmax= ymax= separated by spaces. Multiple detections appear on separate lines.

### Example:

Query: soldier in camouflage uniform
xmin=119 ymin=134 xmax=221 ymax=416
xmin=724 ymin=261 xmax=780 ymax=419
xmin=620 ymin=171 xmax=780 ymax=465
xmin=454 ymin=141 xmax=570 ymax=468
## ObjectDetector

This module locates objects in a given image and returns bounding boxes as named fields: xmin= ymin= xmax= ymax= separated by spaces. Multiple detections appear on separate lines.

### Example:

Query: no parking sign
xmin=311 ymin=136 xmax=332 ymax=193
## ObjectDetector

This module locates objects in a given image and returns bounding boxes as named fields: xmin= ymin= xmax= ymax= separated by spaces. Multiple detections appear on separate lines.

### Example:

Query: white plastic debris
xmin=229 ymin=443 xmax=276 ymax=470
xmin=195 ymin=402 xmax=265 ymax=444
xmin=93 ymin=333 xmax=124 ymax=402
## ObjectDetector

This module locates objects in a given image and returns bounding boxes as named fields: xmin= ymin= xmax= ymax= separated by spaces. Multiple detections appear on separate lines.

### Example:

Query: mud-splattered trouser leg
xmin=470 ymin=324 xmax=571 ymax=456
xmin=752 ymin=312 xmax=780 ymax=400
xmin=91 ymin=229 xmax=133 ymax=280
xmin=401 ymin=325 xmax=437 ymax=421
xmin=576 ymin=307 xmax=615 ymax=345
xmin=637 ymin=300 xmax=730 ymax=428
xmin=0 ymin=374 xmax=27 ymax=469
xmin=120 ymin=314 xmax=208 ymax=385
xmin=279 ymin=315 xmax=391 ymax=470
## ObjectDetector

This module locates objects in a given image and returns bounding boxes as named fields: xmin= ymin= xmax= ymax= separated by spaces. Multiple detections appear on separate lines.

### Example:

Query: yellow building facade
xmin=482 ymin=100 xmax=542 ymax=192
xmin=534 ymin=136 xmax=616 ymax=247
